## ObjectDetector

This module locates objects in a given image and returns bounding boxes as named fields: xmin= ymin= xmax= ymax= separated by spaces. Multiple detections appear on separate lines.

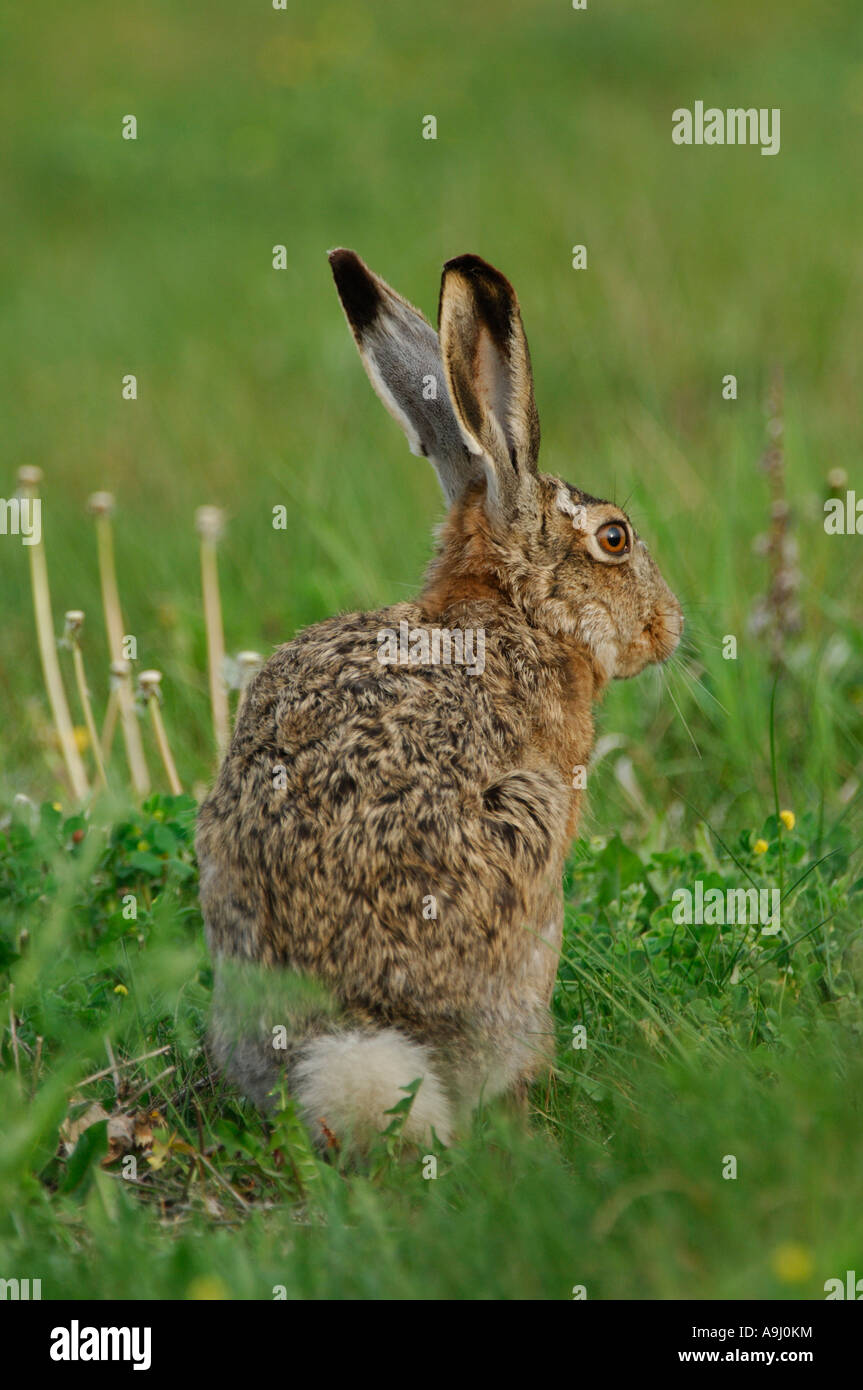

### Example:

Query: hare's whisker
xmin=660 ymin=666 xmax=702 ymax=758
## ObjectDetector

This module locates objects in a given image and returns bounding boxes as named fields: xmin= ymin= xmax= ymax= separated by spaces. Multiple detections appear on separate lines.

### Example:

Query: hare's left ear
xmin=438 ymin=254 xmax=540 ymax=520
xmin=328 ymin=248 xmax=484 ymax=505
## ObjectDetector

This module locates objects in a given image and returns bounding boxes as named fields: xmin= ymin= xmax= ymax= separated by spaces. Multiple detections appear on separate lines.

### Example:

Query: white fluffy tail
xmin=292 ymin=1029 xmax=454 ymax=1148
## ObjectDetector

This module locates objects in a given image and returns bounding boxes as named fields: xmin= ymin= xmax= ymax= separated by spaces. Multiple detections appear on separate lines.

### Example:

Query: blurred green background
xmin=1 ymin=0 xmax=861 ymax=832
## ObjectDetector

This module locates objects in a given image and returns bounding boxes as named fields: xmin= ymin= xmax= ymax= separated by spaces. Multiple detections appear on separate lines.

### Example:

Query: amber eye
xmin=596 ymin=521 xmax=629 ymax=556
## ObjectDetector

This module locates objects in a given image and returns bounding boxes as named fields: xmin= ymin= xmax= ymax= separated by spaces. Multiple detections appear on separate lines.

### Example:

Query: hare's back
xmin=234 ymin=604 xmax=504 ymax=801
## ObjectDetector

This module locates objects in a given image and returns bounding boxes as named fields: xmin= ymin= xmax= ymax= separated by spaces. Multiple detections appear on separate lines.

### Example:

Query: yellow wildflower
xmin=186 ymin=1276 xmax=229 ymax=1300
xmin=770 ymin=1243 xmax=813 ymax=1284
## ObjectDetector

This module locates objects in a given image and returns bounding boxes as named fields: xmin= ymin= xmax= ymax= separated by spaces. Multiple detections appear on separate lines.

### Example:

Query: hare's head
xmin=329 ymin=249 xmax=682 ymax=683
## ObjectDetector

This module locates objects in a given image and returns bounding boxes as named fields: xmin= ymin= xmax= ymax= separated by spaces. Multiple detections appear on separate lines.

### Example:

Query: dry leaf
xmin=60 ymin=1102 xmax=109 ymax=1155
xmin=103 ymin=1111 xmax=137 ymax=1164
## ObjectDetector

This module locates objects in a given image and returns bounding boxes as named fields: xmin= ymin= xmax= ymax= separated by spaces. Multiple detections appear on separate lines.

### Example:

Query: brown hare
xmin=196 ymin=250 xmax=683 ymax=1150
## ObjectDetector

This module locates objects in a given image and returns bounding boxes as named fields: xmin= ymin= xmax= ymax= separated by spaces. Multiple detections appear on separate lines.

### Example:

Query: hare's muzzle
xmin=650 ymin=598 xmax=684 ymax=663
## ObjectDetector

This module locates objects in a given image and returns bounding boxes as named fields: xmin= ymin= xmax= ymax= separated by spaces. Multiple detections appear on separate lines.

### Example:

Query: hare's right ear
xmin=438 ymin=254 xmax=540 ymax=522
xmin=328 ymin=249 xmax=483 ymax=505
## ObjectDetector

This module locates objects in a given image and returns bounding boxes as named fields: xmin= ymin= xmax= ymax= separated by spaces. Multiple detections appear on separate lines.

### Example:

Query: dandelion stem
xmin=100 ymin=676 xmax=120 ymax=761
xmin=138 ymin=671 xmax=183 ymax=795
xmin=235 ymin=650 xmax=263 ymax=722
xmin=89 ymin=494 xmax=149 ymax=797
xmin=72 ymin=646 xmax=108 ymax=789
xmin=150 ymin=697 xmax=183 ymax=795
xmin=64 ymin=613 xmax=108 ymax=791
xmin=20 ymin=469 xmax=89 ymax=801
xmin=196 ymin=507 xmax=229 ymax=755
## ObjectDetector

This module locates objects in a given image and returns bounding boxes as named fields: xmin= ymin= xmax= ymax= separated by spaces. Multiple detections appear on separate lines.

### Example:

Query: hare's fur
xmin=197 ymin=251 xmax=682 ymax=1150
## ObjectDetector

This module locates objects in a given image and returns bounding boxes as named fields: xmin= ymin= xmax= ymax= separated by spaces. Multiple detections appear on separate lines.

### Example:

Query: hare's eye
xmin=596 ymin=522 xmax=629 ymax=556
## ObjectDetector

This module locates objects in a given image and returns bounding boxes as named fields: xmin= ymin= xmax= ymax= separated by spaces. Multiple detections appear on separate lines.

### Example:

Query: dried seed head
xmin=64 ymin=610 xmax=85 ymax=638
xmin=109 ymin=659 xmax=131 ymax=690
xmin=224 ymin=651 xmax=262 ymax=692
xmin=234 ymin=650 xmax=263 ymax=693
xmin=752 ymin=532 xmax=771 ymax=557
xmin=747 ymin=600 xmax=770 ymax=636
xmin=137 ymin=669 xmax=163 ymax=701
xmin=195 ymin=506 xmax=225 ymax=542
xmin=87 ymin=491 xmax=115 ymax=517
xmin=17 ymin=465 xmax=43 ymax=491
xmin=767 ymin=417 xmax=784 ymax=442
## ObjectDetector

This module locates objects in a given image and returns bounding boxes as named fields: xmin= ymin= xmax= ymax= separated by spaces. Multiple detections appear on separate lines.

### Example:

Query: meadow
xmin=0 ymin=0 xmax=861 ymax=1300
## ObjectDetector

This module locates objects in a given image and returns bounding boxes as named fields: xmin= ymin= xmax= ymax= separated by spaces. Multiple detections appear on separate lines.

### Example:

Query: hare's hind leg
xmin=207 ymin=958 xmax=331 ymax=1110
xmin=209 ymin=958 xmax=453 ymax=1148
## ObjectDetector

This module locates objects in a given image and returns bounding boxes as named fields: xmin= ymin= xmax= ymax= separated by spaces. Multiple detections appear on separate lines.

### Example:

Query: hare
xmin=196 ymin=249 xmax=683 ymax=1150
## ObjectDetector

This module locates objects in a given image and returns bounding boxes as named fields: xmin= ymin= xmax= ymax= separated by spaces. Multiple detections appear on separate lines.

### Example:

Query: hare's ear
xmin=328 ymin=249 xmax=483 ymax=505
xmin=438 ymin=254 xmax=540 ymax=520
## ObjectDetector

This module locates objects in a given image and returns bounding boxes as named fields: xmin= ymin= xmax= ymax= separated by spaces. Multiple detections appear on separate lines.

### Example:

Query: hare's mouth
xmin=615 ymin=606 xmax=683 ymax=679
xmin=645 ymin=604 xmax=684 ymax=662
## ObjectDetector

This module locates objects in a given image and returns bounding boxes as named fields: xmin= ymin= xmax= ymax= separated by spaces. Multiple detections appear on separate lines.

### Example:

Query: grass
xmin=0 ymin=0 xmax=862 ymax=1299
xmin=1 ymin=793 xmax=861 ymax=1299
